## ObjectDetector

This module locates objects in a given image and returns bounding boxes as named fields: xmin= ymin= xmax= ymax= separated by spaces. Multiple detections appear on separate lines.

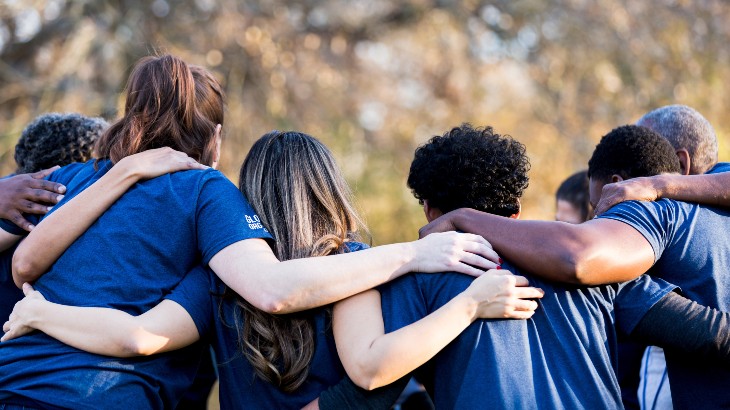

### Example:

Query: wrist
xmin=108 ymin=158 xmax=142 ymax=186
xmin=454 ymin=290 xmax=480 ymax=322
xmin=22 ymin=298 xmax=49 ymax=329
xmin=652 ymin=174 xmax=670 ymax=199
xmin=397 ymin=242 xmax=419 ymax=277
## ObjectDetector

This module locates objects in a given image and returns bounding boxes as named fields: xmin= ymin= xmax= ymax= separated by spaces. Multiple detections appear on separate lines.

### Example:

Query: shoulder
xmin=705 ymin=162 xmax=730 ymax=174
xmin=344 ymin=241 xmax=369 ymax=253
xmin=48 ymin=159 xmax=104 ymax=185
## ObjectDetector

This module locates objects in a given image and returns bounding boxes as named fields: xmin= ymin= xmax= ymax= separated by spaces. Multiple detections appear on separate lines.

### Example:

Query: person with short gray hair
xmin=636 ymin=104 xmax=718 ymax=175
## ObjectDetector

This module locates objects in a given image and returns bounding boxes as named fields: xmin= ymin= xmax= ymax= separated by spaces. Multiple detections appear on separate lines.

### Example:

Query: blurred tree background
xmin=1 ymin=0 xmax=728 ymax=245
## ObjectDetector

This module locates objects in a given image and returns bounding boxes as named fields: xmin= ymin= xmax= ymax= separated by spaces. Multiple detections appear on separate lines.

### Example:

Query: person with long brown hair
xmin=3 ymin=129 xmax=543 ymax=408
xmin=0 ymin=54 xmax=532 ymax=408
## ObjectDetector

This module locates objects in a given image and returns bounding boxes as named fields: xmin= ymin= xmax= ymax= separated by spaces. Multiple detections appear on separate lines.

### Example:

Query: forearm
xmin=357 ymin=294 xmax=475 ymax=389
xmin=211 ymin=241 xmax=418 ymax=314
xmin=319 ymin=375 xmax=409 ymax=410
xmin=22 ymin=300 xmax=154 ymax=357
xmin=447 ymin=209 xmax=651 ymax=285
xmin=12 ymin=164 xmax=139 ymax=286
xmin=631 ymin=291 xmax=730 ymax=364
xmin=654 ymin=173 xmax=730 ymax=207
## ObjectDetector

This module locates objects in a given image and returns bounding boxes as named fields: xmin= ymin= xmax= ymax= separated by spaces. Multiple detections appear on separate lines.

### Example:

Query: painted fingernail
xmin=496 ymin=265 xmax=502 ymax=270
xmin=498 ymin=258 xmax=503 ymax=264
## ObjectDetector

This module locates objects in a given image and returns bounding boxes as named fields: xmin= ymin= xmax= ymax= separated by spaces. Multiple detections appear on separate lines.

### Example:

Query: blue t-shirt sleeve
xmin=706 ymin=161 xmax=730 ymax=174
xmin=378 ymin=274 xmax=429 ymax=333
xmin=164 ymin=265 xmax=214 ymax=338
xmin=614 ymin=275 xmax=679 ymax=334
xmin=598 ymin=199 xmax=679 ymax=263
xmin=195 ymin=171 xmax=273 ymax=264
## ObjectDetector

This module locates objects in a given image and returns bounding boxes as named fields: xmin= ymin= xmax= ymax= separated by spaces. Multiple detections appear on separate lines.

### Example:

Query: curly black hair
xmin=407 ymin=124 xmax=530 ymax=217
xmin=588 ymin=125 xmax=681 ymax=182
xmin=15 ymin=113 xmax=108 ymax=174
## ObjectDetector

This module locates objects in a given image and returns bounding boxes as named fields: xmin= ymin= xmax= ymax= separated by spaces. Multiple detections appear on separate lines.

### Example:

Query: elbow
xmin=254 ymin=290 xmax=297 ymax=314
xmin=12 ymin=252 xmax=40 ymax=288
xmin=346 ymin=361 xmax=388 ymax=391
xmin=119 ymin=333 xmax=161 ymax=357
xmin=552 ymin=243 xmax=595 ymax=285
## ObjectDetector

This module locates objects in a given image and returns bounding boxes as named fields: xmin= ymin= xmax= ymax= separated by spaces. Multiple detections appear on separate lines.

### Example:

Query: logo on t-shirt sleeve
xmin=244 ymin=214 xmax=268 ymax=232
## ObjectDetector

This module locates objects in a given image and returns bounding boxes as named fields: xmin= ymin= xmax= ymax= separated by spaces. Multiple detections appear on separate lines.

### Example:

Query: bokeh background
xmin=1 ymin=0 xmax=729 ymax=245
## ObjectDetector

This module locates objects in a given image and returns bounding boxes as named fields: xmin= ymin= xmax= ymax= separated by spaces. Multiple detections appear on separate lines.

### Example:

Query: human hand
xmin=0 ymin=167 xmax=66 ymax=231
xmin=1 ymin=283 xmax=46 ymax=342
xmin=116 ymin=147 xmax=208 ymax=181
xmin=594 ymin=176 xmax=659 ymax=216
xmin=418 ymin=210 xmax=460 ymax=239
xmin=462 ymin=269 xmax=544 ymax=320
xmin=411 ymin=231 xmax=501 ymax=277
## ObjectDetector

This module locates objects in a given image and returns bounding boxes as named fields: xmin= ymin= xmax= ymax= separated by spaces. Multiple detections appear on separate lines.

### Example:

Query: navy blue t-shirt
xmin=0 ymin=245 xmax=22 ymax=323
xmin=600 ymin=198 xmax=730 ymax=409
xmin=0 ymin=160 xmax=272 ymax=409
xmin=180 ymin=242 xmax=369 ymax=409
xmin=379 ymin=264 xmax=676 ymax=410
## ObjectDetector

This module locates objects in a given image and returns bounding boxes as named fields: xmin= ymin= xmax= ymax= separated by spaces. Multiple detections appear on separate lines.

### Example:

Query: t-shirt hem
xmin=621 ymin=284 xmax=679 ymax=334
xmin=598 ymin=213 xmax=660 ymax=263
xmin=201 ymin=232 xmax=273 ymax=266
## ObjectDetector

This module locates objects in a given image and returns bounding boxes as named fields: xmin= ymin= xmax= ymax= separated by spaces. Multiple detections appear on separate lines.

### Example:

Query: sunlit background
xmin=1 ymin=0 xmax=728 ymax=246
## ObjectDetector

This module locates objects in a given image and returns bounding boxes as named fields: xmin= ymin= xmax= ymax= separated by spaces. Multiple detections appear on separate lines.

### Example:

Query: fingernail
xmin=28 ymin=224 xmax=35 ymax=231
xmin=58 ymin=186 xmax=66 ymax=193
xmin=498 ymin=258 xmax=503 ymax=264
xmin=47 ymin=206 xmax=53 ymax=212
xmin=56 ymin=195 xmax=64 ymax=202
xmin=496 ymin=265 xmax=502 ymax=270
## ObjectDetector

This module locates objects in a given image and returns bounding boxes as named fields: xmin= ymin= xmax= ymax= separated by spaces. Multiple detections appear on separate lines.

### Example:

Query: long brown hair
xmin=236 ymin=131 xmax=367 ymax=392
xmin=95 ymin=55 xmax=219 ymax=165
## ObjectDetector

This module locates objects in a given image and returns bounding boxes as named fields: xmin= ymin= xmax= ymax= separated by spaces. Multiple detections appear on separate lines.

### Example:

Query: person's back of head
xmin=236 ymin=130 xmax=367 ymax=392
xmin=407 ymin=123 xmax=529 ymax=217
xmin=588 ymin=125 xmax=681 ymax=182
xmin=15 ymin=113 xmax=108 ymax=174
xmin=555 ymin=170 xmax=592 ymax=223
xmin=95 ymin=54 xmax=220 ymax=166
xmin=636 ymin=104 xmax=717 ymax=174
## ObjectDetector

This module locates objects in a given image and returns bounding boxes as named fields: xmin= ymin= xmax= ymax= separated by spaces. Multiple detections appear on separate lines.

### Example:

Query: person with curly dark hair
xmin=419 ymin=124 xmax=730 ymax=409
xmin=334 ymin=124 xmax=730 ymax=409
xmin=0 ymin=113 xmax=108 ymax=339
xmin=407 ymin=124 xmax=529 ymax=218
xmin=555 ymin=170 xmax=591 ymax=223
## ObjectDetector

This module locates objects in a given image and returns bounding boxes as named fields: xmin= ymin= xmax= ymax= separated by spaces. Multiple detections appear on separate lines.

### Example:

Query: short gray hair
xmin=636 ymin=105 xmax=717 ymax=174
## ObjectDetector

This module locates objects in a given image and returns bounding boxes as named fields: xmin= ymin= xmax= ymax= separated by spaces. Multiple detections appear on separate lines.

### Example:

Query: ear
xmin=423 ymin=200 xmax=443 ymax=223
xmin=611 ymin=174 xmax=624 ymax=183
xmin=676 ymin=149 xmax=691 ymax=175
xmin=211 ymin=124 xmax=222 ymax=170
xmin=509 ymin=199 xmax=522 ymax=219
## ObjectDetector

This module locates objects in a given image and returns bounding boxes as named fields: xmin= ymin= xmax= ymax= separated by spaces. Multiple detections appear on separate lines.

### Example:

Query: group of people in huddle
xmin=0 ymin=54 xmax=728 ymax=410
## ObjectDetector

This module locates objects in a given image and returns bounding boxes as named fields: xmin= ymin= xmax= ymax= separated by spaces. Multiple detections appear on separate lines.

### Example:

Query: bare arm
xmin=419 ymin=208 xmax=655 ymax=285
xmin=2 ymin=284 xmax=199 ymax=357
xmin=12 ymin=148 xmax=206 ymax=287
xmin=209 ymin=231 xmax=499 ymax=314
xmin=594 ymin=172 xmax=730 ymax=216
xmin=332 ymin=270 xmax=544 ymax=390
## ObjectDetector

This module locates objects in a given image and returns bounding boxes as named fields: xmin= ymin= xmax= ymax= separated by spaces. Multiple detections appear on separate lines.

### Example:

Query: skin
xmin=555 ymin=199 xmax=584 ymax=224
xmin=333 ymin=202 xmax=544 ymax=390
xmin=419 ymin=205 xmax=655 ymax=286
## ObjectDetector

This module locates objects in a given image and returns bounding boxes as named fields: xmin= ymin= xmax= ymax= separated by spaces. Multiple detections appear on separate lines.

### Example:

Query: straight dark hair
xmin=95 ymin=55 xmax=219 ymax=165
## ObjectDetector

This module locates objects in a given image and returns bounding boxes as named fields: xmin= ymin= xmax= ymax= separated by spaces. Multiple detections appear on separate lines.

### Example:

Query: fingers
xmin=455 ymin=254 xmax=499 ymax=273
xmin=28 ymin=178 xmax=66 ymax=195
xmin=460 ymin=241 xmax=500 ymax=264
xmin=22 ymin=283 xmax=34 ymax=296
xmin=8 ymin=210 xmax=34 ymax=232
xmin=513 ymin=286 xmax=545 ymax=299
xmin=452 ymin=262 xmax=489 ymax=278
xmin=512 ymin=299 xmax=539 ymax=312
xmin=30 ymin=166 xmax=61 ymax=180
xmin=502 ymin=309 xmax=536 ymax=320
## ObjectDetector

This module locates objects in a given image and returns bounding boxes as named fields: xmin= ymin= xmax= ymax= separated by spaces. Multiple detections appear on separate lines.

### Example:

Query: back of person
xmin=600 ymin=198 xmax=730 ymax=409
xmin=0 ymin=160 xmax=256 ymax=408
xmin=379 ymin=261 xmax=675 ymax=410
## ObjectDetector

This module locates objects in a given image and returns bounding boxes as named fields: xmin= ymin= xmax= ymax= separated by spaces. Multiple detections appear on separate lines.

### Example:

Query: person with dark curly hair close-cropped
xmin=0 ymin=113 xmax=108 ymax=335
xmin=333 ymin=123 xmax=730 ymax=409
